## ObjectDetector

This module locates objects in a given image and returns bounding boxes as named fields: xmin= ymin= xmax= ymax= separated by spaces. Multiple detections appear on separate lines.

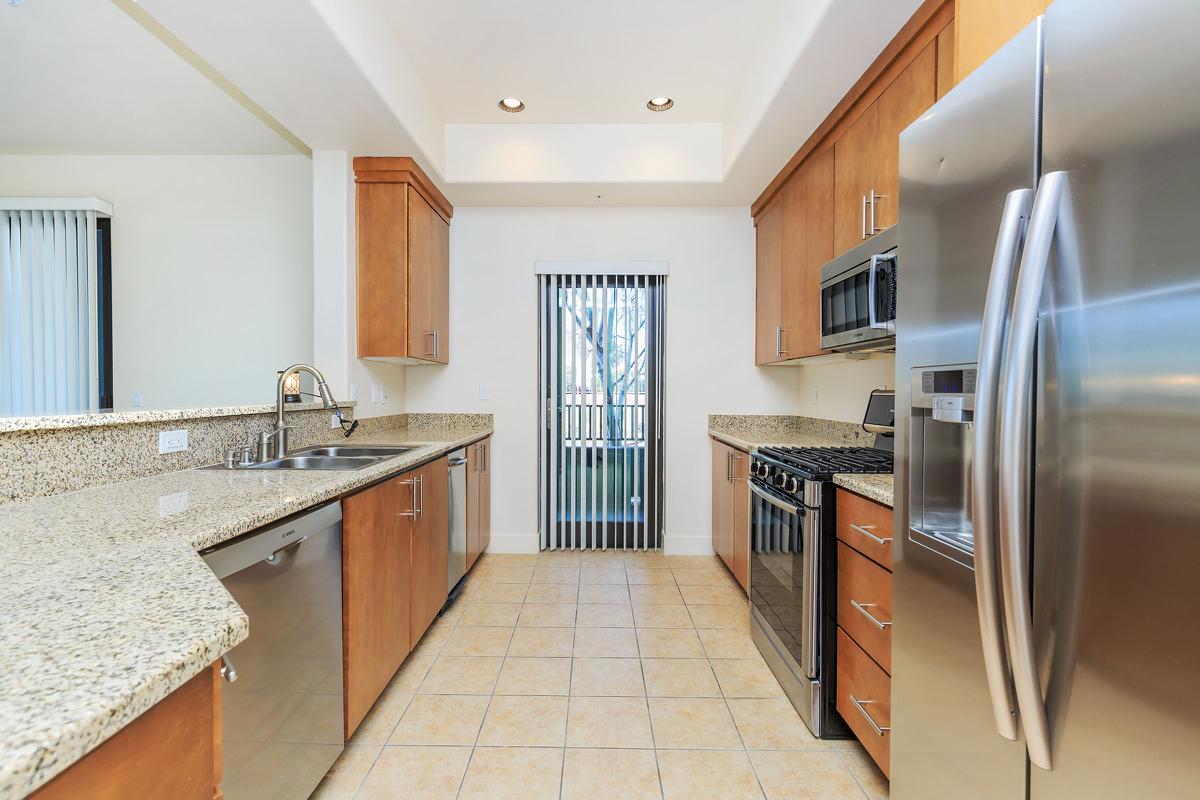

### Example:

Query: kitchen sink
xmin=295 ymin=445 xmax=416 ymax=458
xmin=242 ymin=455 xmax=382 ymax=470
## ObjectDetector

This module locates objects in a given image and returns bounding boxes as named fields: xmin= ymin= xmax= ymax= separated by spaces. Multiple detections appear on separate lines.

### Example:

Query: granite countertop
xmin=0 ymin=423 xmax=491 ymax=799
xmin=708 ymin=421 xmax=894 ymax=508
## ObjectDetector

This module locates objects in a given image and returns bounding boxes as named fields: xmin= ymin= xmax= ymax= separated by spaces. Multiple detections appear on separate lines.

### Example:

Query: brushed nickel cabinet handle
xmin=398 ymin=477 xmax=418 ymax=517
xmin=850 ymin=695 xmax=891 ymax=736
xmin=220 ymin=655 xmax=238 ymax=683
xmin=850 ymin=600 xmax=892 ymax=630
xmin=861 ymin=194 xmax=869 ymax=239
xmin=850 ymin=523 xmax=892 ymax=546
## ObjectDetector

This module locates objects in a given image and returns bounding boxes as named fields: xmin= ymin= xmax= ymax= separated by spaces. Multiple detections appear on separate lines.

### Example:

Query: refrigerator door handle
xmin=973 ymin=187 xmax=1033 ymax=743
xmin=999 ymin=171 xmax=1068 ymax=771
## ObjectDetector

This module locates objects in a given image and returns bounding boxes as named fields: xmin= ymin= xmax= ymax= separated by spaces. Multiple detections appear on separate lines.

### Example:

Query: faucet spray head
xmin=317 ymin=381 xmax=337 ymax=409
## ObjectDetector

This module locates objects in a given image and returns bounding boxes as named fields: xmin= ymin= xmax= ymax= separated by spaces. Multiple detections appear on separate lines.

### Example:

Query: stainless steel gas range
xmin=749 ymin=393 xmax=894 ymax=738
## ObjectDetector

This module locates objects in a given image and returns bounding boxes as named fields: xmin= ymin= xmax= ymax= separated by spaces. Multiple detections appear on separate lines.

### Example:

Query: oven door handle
xmin=867 ymin=253 xmax=896 ymax=330
xmin=749 ymin=481 xmax=802 ymax=516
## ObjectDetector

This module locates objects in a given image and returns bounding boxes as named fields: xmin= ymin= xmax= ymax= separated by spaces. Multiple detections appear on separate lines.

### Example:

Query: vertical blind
xmin=0 ymin=208 xmax=101 ymax=416
xmin=537 ymin=271 xmax=666 ymax=550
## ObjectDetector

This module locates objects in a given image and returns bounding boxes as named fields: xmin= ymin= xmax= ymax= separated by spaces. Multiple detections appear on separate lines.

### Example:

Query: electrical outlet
xmin=809 ymin=387 xmax=819 ymax=405
xmin=479 ymin=384 xmax=490 ymax=401
xmin=158 ymin=429 xmax=189 ymax=454
xmin=379 ymin=386 xmax=389 ymax=404
xmin=330 ymin=413 xmax=341 ymax=429
xmin=131 ymin=391 xmax=144 ymax=408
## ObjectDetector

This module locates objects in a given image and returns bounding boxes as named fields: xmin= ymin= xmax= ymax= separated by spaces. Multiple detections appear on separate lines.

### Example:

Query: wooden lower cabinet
xmin=466 ymin=436 xmax=492 ymax=570
xmin=711 ymin=439 xmax=749 ymax=591
xmin=835 ymin=488 xmax=895 ymax=777
xmin=343 ymin=455 xmax=450 ymax=738
xmin=410 ymin=456 xmax=450 ymax=648
xmin=836 ymin=628 xmax=892 ymax=777
xmin=32 ymin=666 xmax=219 ymax=799
xmin=342 ymin=474 xmax=412 ymax=737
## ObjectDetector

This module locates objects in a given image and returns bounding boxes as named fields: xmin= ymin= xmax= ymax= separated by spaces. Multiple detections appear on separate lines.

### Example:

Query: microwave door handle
xmin=999 ymin=171 xmax=1068 ymax=772
xmin=866 ymin=253 xmax=895 ymax=330
xmin=972 ymin=187 xmax=1032 ymax=743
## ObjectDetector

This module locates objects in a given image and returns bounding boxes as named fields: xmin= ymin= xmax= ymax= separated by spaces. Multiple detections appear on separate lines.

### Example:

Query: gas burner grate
xmin=758 ymin=446 xmax=893 ymax=477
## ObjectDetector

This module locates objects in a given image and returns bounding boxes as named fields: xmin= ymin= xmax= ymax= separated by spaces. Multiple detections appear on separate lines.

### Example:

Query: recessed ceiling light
xmin=646 ymin=97 xmax=674 ymax=112
xmin=498 ymin=98 xmax=525 ymax=113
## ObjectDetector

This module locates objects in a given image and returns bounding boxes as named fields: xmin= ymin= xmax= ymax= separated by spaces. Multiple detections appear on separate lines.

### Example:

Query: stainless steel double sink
xmin=205 ymin=444 xmax=417 ymax=471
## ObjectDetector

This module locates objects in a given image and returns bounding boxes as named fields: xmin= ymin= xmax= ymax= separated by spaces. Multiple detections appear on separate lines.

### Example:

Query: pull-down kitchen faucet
xmin=259 ymin=363 xmax=338 ymax=460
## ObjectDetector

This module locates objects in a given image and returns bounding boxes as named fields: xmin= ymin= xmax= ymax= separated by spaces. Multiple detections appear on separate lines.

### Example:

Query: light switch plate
xmin=479 ymin=384 xmax=490 ymax=401
xmin=158 ymin=429 xmax=188 ymax=454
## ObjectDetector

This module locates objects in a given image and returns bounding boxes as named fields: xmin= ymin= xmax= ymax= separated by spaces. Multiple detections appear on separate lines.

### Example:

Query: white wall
xmin=405 ymin=207 xmax=798 ymax=554
xmin=311 ymin=151 xmax=407 ymax=418
xmin=0 ymin=154 xmax=313 ymax=411
xmin=795 ymin=355 xmax=896 ymax=422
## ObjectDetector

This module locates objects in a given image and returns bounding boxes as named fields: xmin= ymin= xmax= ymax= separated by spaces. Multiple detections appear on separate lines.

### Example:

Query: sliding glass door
xmin=537 ymin=272 xmax=665 ymax=550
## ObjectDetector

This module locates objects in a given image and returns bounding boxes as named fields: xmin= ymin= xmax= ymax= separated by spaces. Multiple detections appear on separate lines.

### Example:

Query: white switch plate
xmin=371 ymin=384 xmax=381 ymax=404
xmin=478 ymin=383 xmax=490 ymax=401
xmin=158 ymin=429 xmax=188 ymax=454
xmin=809 ymin=387 xmax=819 ymax=404
xmin=131 ymin=391 xmax=144 ymax=408
xmin=349 ymin=383 xmax=358 ymax=401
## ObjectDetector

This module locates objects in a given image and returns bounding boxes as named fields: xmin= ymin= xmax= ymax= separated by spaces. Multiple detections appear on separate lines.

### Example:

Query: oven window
xmin=749 ymin=486 xmax=807 ymax=666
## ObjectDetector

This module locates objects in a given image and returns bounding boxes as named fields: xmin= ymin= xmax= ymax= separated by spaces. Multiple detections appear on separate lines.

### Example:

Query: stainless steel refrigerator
xmin=893 ymin=0 xmax=1200 ymax=797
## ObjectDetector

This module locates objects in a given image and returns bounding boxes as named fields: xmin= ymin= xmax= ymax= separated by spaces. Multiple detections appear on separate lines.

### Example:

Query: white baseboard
xmin=662 ymin=534 xmax=715 ymax=556
xmin=484 ymin=532 xmax=542 ymax=554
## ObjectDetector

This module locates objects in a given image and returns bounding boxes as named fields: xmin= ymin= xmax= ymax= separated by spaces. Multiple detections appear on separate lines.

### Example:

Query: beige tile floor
xmin=312 ymin=550 xmax=889 ymax=800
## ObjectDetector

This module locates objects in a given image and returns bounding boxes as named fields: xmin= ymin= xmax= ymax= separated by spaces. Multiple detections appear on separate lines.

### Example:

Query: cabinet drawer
xmin=836 ymin=488 xmax=894 ymax=570
xmin=837 ymin=542 xmax=892 ymax=672
xmin=836 ymin=628 xmax=891 ymax=777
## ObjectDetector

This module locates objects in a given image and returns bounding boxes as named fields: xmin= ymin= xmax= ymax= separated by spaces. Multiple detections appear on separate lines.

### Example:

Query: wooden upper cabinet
xmin=342 ymin=475 xmax=411 ymax=738
xmin=410 ymin=456 xmax=449 ymax=649
xmin=936 ymin=18 xmax=957 ymax=99
xmin=780 ymin=147 xmax=834 ymax=361
xmin=833 ymin=103 xmax=880 ymax=256
xmin=754 ymin=200 xmax=783 ymax=364
xmin=407 ymin=188 xmax=450 ymax=364
xmin=955 ymin=0 xmax=1049 ymax=84
xmin=874 ymin=41 xmax=937 ymax=232
xmin=354 ymin=157 xmax=452 ymax=365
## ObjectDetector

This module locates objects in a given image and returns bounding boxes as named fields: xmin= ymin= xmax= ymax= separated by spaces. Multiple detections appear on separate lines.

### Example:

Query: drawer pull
xmin=850 ymin=523 xmax=892 ymax=546
xmin=850 ymin=600 xmax=892 ymax=630
xmin=850 ymin=694 xmax=891 ymax=736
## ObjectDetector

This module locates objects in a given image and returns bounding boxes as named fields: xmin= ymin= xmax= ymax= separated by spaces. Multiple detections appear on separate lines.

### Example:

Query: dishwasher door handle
xmin=264 ymin=535 xmax=308 ymax=562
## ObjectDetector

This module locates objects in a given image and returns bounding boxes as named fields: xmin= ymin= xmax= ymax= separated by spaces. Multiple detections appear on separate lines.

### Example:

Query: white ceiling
xmin=375 ymin=0 xmax=783 ymax=125
xmin=0 ymin=0 xmax=298 ymax=155
xmin=2 ymin=0 xmax=925 ymax=204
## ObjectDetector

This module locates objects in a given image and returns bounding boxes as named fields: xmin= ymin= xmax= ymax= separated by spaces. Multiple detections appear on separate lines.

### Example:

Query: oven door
xmin=749 ymin=479 xmax=818 ymax=679
xmin=820 ymin=249 xmax=897 ymax=351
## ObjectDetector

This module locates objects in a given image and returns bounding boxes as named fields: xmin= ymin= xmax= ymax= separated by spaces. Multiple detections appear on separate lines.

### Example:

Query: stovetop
xmin=754 ymin=445 xmax=894 ymax=481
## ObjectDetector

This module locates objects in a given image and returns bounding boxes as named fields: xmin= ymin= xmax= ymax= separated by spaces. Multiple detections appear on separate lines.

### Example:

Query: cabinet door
xmin=833 ymin=105 xmax=879 ymax=256
xmin=410 ymin=456 xmax=449 ymax=648
xmin=343 ymin=476 xmax=411 ymax=738
xmin=955 ymin=0 xmax=1047 ymax=83
xmin=711 ymin=440 xmax=732 ymax=570
xmin=356 ymin=181 xmax=409 ymax=359
xmin=874 ymin=42 xmax=937 ymax=231
xmin=466 ymin=442 xmax=482 ymax=570
xmin=780 ymin=147 xmax=834 ymax=360
xmin=32 ymin=668 xmax=216 ymax=800
xmin=479 ymin=438 xmax=492 ymax=554
xmin=729 ymin=448 xmax=750 ymax=591
xmin=407 ymin=188 xmax=449 ymax=363
xmin=754 ymin=200 xmax=784 ymax=364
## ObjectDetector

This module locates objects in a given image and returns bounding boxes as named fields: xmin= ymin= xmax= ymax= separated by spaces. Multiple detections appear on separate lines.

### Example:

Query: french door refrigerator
xmin=893 ymin=0 xmax=1200 ymax=797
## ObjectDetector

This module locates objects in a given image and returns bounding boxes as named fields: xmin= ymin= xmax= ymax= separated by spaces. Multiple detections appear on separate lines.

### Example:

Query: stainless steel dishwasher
xmin=448 ymin=448 xmax=468 ymax=599
xmin=201 ymin=501 xmax=343 ymax=800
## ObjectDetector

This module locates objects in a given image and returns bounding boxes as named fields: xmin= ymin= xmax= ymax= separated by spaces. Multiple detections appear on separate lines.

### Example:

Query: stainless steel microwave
xmin=819 ymin=225 xmax=897 ymax=352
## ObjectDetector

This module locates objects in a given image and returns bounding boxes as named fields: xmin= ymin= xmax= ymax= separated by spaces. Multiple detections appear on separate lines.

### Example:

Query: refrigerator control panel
xmin=920 ymin=367 xmax=977 ymax=395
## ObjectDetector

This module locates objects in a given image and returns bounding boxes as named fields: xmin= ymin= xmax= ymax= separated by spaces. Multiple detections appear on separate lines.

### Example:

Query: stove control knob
xmin=772 ymin=471 xmax=787 ymax=488
xmin=786 ymin=476 xmax=801 ymax=494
